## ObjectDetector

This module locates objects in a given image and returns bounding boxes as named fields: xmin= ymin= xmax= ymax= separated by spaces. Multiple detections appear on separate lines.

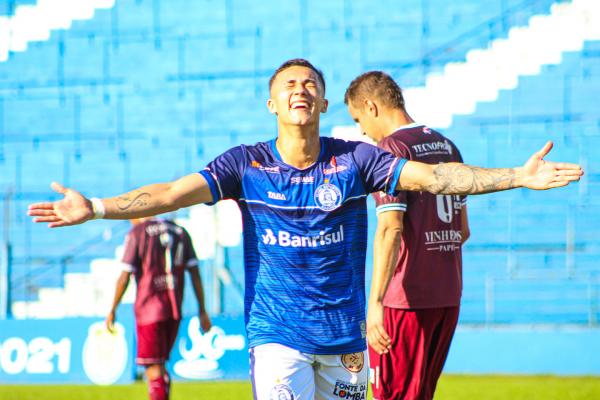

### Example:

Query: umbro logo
xmin=267 ymin=191 xmax=286 ymax=201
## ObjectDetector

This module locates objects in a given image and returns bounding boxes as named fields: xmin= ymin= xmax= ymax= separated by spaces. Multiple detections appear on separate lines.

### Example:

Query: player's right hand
xmin=367 ymin=302 xmax=391 ymax=355
xmin=106 ymin=310 xmax=116 ymax=333
xmin=28 ymin=182 xmax=94 ymax=228
xmin=199 ymin=311 xmax=212 ymax=333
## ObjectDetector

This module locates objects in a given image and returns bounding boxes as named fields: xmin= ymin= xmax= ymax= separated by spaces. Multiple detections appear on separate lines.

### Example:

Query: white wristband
xmin=90 ymin=198 xmax=106 ymax=219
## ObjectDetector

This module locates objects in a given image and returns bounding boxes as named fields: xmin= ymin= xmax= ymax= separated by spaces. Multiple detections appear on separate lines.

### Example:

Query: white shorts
xmin=250 ymin=343 xmax=368 ymax=400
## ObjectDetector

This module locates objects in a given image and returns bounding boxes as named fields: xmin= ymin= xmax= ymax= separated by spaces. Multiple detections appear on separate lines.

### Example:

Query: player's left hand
xmin=106 ymin=310 xmax=117 ymax=333
xmin=199 ymin=311 xmax=212 ymax=333
xmin=520 ymin=141 xmax=583 ymax=190
xmin=367 ymin=302 xmax=391 ymax=355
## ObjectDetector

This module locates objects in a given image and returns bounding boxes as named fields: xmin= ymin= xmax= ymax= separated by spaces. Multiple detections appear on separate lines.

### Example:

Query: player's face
xmin=267 ymin=66 xmax=328 ymax=127
xmin=347 ymin=102 xmax=385 ymax=142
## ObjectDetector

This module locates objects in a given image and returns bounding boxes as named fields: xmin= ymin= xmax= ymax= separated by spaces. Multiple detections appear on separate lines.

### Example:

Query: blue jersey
xmin=199 ymin=137 xmax=406 ymax=354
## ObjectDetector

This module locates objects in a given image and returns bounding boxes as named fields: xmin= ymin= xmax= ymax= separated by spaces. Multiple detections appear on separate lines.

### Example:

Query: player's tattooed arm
xmin=99 ymin=173 xmax=215 ymax=219
xmin=115 ymin=191 xmax=152 ymax=211
xmin=398 ymin=161 xmax=519 ymax=195
xmin=425 ymin=164 xmax=517 ymax=195
xmin=29 ymin=173 xmax=215 ymax=227
xmin=397 ymin=141 xmax=582 ymax=195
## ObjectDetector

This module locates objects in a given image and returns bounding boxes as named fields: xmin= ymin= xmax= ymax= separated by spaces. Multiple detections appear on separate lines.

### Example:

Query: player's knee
xmin=145 ymin=364 xmax=166 ymax=380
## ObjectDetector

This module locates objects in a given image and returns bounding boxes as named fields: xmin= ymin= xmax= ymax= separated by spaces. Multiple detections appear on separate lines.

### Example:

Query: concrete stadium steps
xmin=488 ymin=277 xmax=599 ymax=324
xmin=11 ymin=152 xmax=65 ymax=192
xmin=67 ymin=3 xmax=114 ymax=37
xmin=0 ymin=2 xmax=33 ymax=16
xmin=512 ymin=252 xmax=569 ymax=272
xmin=580 ymin=134 xmax=600 ymax=171
xmin=13 ymin=273 xmax=98 ymax=319
xmin=464 ymin=206 xmax=511 ymax=247
xmin=5 ymin=140 xmax=209 ymax=192
xmin=62 ymin=36 xmax=107 ymax=80
xmin=0 ymin=1 xmax=567 ymax=153
xmin=3 ymin=96 xmax=75 ymax=136
xmin=110 ymin=40 xmax=181 ymax=85
xmin=0 ymin=0 xmax=555 ymax=95
xmin=125 ymin=143 xmax=200 ymax=184
xmin=461 ymin=249 xmax=600 ymax=279
xmin=466 ymin=199 xmax=585 ymax=246
xmin=9 ymin=222 xmax=97 ymax=258
xmin=2 ymin=84 xmax=276 ymax=156
xmin=7 ymin=203 xmax=128 ymax=260
xmin=0 ymin=1 xmax=116 ymax=65
xmin=573 ymin=253 xmax=600 ymax=275
xmin=463 ymin=252 xmax=510 ymax=276
xmin=10 ymin=263 xmax=65 ymax=298
xmin=11 ymin=301 xmax=48 ymax=319
xmin=460 ymin=280 xmax=487 ymax=322
xmin=11 ymin=258 xmax=136 ymax=319
xmin=464 ymin=58 xmax=600 ymax=122
xmin=2 ymin=0 xmax=597 ymax=322
xmin=392 ymin=1 xmax=600 ymax=127
xmin=112 ymin=0 xmax=156 ymax=35
xmin=0 ymin=39 xmax=60 ymax=83
xmin=573 ymin=204 xmax=600 ymax=247
xmin=460 ymin=275 xmax=600 ymax=324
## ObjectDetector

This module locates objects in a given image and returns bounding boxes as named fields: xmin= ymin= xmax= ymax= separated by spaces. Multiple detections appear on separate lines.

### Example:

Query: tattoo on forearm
xmin=116 ymin=191 xmax=151 ymax=211
xmin=427 ymin=164 xmax=516 ymax=195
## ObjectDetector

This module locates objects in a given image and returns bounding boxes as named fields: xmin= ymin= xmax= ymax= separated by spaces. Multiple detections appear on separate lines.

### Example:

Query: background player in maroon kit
xmin=345 ymin=71 xmax=470 ymax=400
xmin=105 ymin=217 xmax=211 ymax=400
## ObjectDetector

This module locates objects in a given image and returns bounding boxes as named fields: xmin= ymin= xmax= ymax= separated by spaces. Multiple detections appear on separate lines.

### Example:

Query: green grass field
xmin=1 ymin=375 xmax=600 ymax=400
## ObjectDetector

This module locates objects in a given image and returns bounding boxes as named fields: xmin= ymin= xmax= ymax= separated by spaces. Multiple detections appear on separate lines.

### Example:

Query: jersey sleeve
xmin=370 ymin=137 xmax=410 ymax=213
xmin=351 ymin=141 xmax=407 ymax=195
xmin=121 ymin=230 xmax=140 ymax=273
xmin=198 ymin=145 xmax=246 ymax=204
xmin=372 ymin=191 xmax=407 ymax=215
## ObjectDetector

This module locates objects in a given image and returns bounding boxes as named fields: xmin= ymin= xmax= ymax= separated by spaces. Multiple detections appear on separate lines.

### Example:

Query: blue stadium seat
xmin=1 ymin=0 xmax=596 ymax=324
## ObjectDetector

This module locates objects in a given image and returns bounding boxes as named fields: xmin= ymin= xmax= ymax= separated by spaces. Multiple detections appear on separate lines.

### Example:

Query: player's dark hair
xmin=344 ymin=71 xmax=405 ymax=110
xmin=269 ymin=58 xmax=326 ymax=94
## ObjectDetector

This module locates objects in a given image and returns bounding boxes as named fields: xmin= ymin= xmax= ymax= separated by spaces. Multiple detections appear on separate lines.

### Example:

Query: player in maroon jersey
xmin=105 ymin=217 xmax=211 ymax=400
xmin=345 ymin=71 xmax=470 ymax=400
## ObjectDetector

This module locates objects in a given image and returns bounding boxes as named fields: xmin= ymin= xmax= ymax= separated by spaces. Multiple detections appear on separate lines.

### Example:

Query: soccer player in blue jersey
xmin=29 ymin=59 xmax=582 ymax=399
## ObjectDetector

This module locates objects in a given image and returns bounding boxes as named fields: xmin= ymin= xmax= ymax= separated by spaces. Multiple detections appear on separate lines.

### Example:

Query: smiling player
xmin=29 ymin=59 xmax=582 ymax=399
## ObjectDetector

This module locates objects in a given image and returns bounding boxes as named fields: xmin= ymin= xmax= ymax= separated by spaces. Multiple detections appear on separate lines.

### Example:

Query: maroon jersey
xmin=375 ymin=124 xmax=466 ymax=309
xmin=121 ymin=219 xmax=198 ymax=324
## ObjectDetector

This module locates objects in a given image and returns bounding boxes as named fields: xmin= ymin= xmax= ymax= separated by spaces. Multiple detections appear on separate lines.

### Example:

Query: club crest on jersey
xmin=270 ymin=384 xmax=295 ymax=400
xmin=314 ymin=183 xmax=342 ymax=211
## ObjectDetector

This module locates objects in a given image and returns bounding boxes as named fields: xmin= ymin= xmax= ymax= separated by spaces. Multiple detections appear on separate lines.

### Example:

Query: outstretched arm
xmin=397 ymin=141 xmax=583 ymax=195
xmin=29 ymin=173 xmax=212 ymax=228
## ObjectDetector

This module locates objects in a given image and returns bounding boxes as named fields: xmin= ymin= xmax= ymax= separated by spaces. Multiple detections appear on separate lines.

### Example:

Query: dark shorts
xmin=369 ymin=306 xmax=459 ymax=400
xmin=136 ymin=319 xmax=181 ymax=365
